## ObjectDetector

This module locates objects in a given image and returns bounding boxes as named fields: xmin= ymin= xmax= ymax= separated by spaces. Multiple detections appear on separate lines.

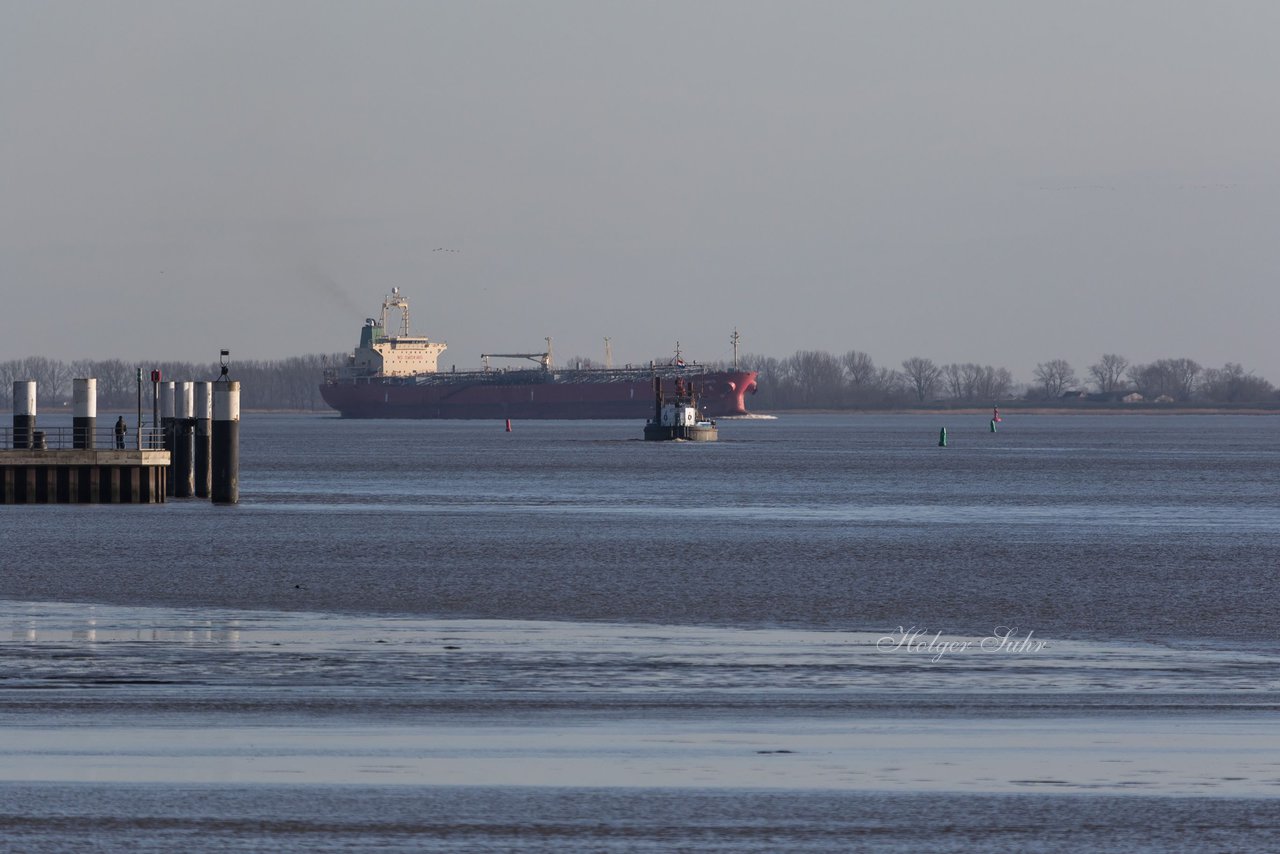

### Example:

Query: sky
xmin=4 ymin=1 xmax=1280 ymax=383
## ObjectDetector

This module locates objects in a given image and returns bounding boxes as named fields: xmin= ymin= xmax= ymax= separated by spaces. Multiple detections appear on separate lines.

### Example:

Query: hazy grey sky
xmin=4 ymin=1 xmax=1279 ymax=381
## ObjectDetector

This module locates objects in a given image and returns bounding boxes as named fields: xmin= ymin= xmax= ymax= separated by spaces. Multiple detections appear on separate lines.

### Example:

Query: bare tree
xmin=1089 ymin=354 xmax=1129 ymax=395
xmin=23 ymin=357 xmax=72 ymax=404
xmin=1127 ymin=361 xmax=1158 ymax=399
xmin=787 ymin=350 xmax=845 ymax=408
xmin=941 ymin=362 xmax=1012 ymax=401
xmin=0 ymin=360 xmax=25 ymax=407
xmin=840 ymin=350 xmax=873 ymax=384
xmin=1129 ymin=358 xmax=1201 ymax=401
xmin=1164 ymin=357 xmax=1201 ymax=401
xmin=1199 ymin=363 xmax=1274 ymax=403
xmin=96 ymin=359 xmax=140 ymax=408
xmin=941 ymin=363 xmax=964 ymax=399
xmin=960 ymin=364 xmax=984 ymax=399
xmin=973 ymin=365 xmax=1013 ymax=401
xmin=901 ymin=357 xmax=941 ymax=402
xmin=1033 ymin=359 xmax=1077 ymax=399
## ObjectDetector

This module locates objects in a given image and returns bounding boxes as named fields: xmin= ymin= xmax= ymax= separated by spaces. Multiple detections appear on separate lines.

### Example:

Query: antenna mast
xmin=380 ymin=287 xmax=412 ymax=337
xmin=604 ymin=337 xmax=613 ymax=369
xmin=730 ymin=328 xmax=740 ymax=370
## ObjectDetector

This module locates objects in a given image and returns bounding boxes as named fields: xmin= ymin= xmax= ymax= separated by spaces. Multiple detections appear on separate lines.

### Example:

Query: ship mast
xmin=380 ymin=287 xmax=412 ymax=337
xmin=731 ymin=328 xmax=740 ymax=370
xmin=604 ymin=337 xmax=613 ymax=369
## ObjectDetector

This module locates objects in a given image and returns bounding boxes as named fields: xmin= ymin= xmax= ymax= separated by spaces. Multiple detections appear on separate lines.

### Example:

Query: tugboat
xmin=643 ymin=376 xmax=718 ymax=442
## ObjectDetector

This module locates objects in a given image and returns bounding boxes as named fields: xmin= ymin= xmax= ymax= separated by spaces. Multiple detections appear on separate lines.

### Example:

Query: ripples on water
xmin=3 ymin=413 xmax=1278 ymax=639
xmin=3 ymin=600 xmax=1280 ymax=850
xmin=2 ymin=413 xmax=1279 ymax=850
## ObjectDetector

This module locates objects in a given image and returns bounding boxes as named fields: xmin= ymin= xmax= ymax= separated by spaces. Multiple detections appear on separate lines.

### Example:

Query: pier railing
xmin=1 ymin=426 xmax=168 ymax=451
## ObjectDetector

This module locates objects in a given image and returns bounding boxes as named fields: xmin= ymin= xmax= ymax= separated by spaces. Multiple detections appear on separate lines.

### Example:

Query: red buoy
xmin=505 ymin=418 xmax=512 ymax=432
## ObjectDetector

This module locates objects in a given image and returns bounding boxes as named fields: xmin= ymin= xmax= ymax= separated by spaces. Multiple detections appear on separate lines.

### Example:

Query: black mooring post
xmin=173 ymin=381 xmax=195 ymax=498
xmin=211 ymin=380 xmax=240 ymax=505
xmin=194 ymin=381 xmax=212 ymax=498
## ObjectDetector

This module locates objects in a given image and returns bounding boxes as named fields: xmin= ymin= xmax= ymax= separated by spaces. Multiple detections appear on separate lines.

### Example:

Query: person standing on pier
xmin=115 ymin=416 xmax=127 ymax=449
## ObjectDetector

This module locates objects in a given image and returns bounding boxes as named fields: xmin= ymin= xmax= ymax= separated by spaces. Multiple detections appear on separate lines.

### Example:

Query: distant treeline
xmin=1 ymin=350 xmax=1275 ymax=411
xmin=728 ymin=351 xmax=1278 ymax=409
xmin=0 ymin=355 xmax=344 ymax=410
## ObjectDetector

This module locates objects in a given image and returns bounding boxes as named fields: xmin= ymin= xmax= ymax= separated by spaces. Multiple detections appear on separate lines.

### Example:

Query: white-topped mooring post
xmin=160 ymin=382 xmax=176 ymax=495
xmin=173 ymin=381 xmax=195 ymax=498
xmin=211 ymin=381 xmax=240 ymax=505
xmin=12 ymin=381 xmax=36 ymax=449
xmin=73 ymin=378 xmax=97 ymax=449
xmin=160 ymin=382 xmax=175 ymax=422
xmin=194 ymin=381 xmax=212 ymax=498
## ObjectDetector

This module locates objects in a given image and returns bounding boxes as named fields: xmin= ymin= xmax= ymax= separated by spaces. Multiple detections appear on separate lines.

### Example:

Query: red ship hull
xmin=320 ymin=369 xmax=759 ymax=419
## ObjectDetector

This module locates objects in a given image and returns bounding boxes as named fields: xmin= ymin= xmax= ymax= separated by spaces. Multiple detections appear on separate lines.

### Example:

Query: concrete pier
xmin=73 ymin=378 xmax=97 ymax=450
xmin=12 ymin=381 xmax=36 ymax=450
xmin=3 ymin=379 xmax=171 ymax=503
xmin=0 ymin=449 xmax=170 ymax=504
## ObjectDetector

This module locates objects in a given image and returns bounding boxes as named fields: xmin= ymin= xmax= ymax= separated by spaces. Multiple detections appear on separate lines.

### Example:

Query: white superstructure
xmin=339 ymin=289 xmax=448 ymax=378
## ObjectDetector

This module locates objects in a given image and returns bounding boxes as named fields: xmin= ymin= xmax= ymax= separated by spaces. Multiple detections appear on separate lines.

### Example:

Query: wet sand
xmin=4 ymin=600 xmax=1280 ymax=797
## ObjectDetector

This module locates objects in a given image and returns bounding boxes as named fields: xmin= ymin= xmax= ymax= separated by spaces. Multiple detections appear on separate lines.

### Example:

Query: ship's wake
xmin=720 ymin=413 xmax=778 ymax=420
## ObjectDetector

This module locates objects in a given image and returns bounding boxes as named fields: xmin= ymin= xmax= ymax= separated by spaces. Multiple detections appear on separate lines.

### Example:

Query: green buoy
xmin=990 ymin=419 xmax=997 ymax=433
xmin=938 ymin=427 xmax=948 ymax=447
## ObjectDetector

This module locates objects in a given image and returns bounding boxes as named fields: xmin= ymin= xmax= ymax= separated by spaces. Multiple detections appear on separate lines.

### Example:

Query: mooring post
xmin=160 ymin=381 xmax=175 ymax=423
xmin=173 ymin=381 xmax=195 ymax=498
xmin=194 ymin=381 xmax=212 ymax=498
xmin=212 ymin=380 xmax=240 ymax=505
xmin=12 ymin=381 xmax=36 ymax=449
xmin=161 ymin=381 xmax=176 ymax=495
xmin=73 ymin=378 xmax=97 ymax=450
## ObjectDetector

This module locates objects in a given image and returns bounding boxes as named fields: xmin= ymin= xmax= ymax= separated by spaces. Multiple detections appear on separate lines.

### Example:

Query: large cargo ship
xmin=320 ymin=290 xmax=759 ymax=419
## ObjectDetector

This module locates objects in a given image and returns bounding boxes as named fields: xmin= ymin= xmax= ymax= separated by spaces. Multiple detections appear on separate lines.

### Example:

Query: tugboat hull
xmin=643 ymin=423 xmax=719 ymax=442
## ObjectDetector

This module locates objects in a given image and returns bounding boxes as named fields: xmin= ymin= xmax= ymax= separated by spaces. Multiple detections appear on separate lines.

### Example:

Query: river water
xmin=1 ymin=412 xmax=1278 ymax=850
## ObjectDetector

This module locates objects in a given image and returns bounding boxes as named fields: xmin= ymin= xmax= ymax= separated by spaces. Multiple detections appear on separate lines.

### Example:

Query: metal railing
xmin=1 ymin=425 xmax=167 ymax=451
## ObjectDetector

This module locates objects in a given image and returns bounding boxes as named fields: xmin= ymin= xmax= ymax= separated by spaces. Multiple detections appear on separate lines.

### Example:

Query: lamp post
xmin=150 ymin=369 xmax=161 ymax=450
